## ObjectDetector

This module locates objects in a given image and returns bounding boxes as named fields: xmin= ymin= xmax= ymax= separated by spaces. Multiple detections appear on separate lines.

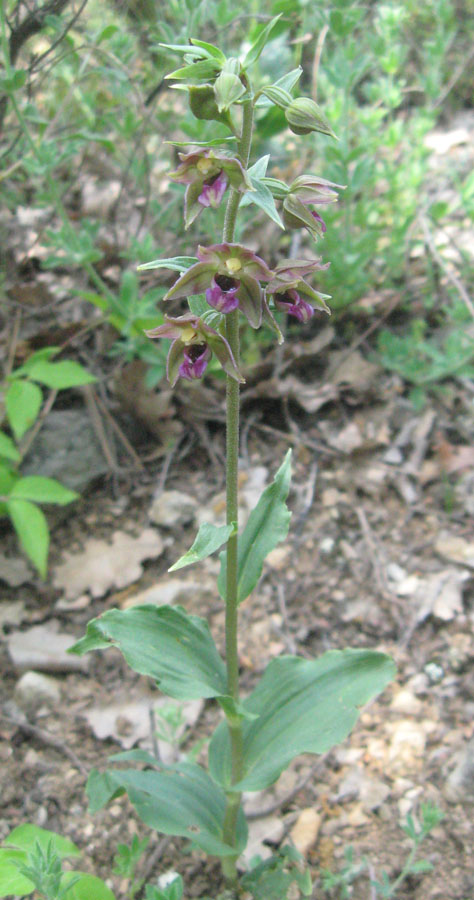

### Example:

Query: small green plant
xmin=0 ymin=348 xmax=95 ymax=576
xmin=0 ymin=824 xmax=114 ymax=900
xmin=320 ymin=845 xmax=368 ymax=899
xmin=69 ymin=19 xmax=395 ymax=899
xmin=113 ymin=834 xmax=149 ymax=899
xmin=320 ymin=803 xmax=445 ymax=899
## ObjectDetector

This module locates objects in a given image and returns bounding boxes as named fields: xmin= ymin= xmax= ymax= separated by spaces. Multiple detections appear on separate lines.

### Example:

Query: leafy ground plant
xmin=69 ymin=19 xmax=396 ymax=898
xmin=320 ymin=802 xmax=445 ymax=899
xmin=0 ymin=349 xmax=95 ymax=575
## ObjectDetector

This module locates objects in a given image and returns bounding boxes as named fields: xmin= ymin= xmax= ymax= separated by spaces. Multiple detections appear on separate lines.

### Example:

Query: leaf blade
xmin=7 ymin=499 xmax=49 ymax=577
xmin=169 ymin=522 xmax=237 ymax=571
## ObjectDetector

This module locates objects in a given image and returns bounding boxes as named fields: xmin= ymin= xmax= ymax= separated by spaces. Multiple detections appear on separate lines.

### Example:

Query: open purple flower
xmin=146 ymin=314 xmax=244 ymax=387
xmin=282 ymin=175 xmax=344 ymax=241
xmin=163 ymin=243 xmax=274 ymax=328
xmin=266 ymin=258 xmax=331 ymax=323
xmin=170 ymin=150 xmax=253 ymax=229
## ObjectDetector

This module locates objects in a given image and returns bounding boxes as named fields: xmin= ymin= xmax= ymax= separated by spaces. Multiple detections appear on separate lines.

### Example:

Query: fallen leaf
xmin=84 ymin=696 xmax=202 ymax=754
xmin=0 ymin=554 xmax=33 ymax=587
xmin=435 ymin=533 xmax=474 ymax=570
xmin=53 ymin=529 xmax=164 ymax=599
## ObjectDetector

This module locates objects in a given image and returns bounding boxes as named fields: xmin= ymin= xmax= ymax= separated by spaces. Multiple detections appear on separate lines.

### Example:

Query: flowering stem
xmin=221 ymin=92 xmax=254 ymax=887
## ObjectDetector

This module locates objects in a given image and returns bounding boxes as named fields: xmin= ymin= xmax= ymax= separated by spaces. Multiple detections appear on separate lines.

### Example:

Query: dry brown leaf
xmin=53 ymin=528 xmax=164 ymax=599
xmin=289 ymin=807 xmax=321 ymax=855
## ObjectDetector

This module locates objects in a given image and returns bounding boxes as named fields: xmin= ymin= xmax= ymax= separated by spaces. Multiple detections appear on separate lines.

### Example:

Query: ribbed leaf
xmin=209 ymin=649 xmax=396 ymax=791
xmin=218 ymin=450 xmax=292 ymax=603
xmin=87 ymin=764 xmax=248 ymax=858
xmin=69 ymin=605 xmax=227 ymax=700
xmin=169 ymin=522 xmax=236 ymax=571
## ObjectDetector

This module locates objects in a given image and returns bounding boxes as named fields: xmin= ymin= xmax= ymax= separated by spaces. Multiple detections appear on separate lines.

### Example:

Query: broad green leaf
xmin=240 ymin=176 xmax=284 ymax=228
xmin=5 ymin=380 xmax=42 ymax=441
xmin=0 ymin=850 xmax=34 ymax=897
xmin=4 ymin=824 xmax=80 ymax=858
xmin=0 ymin=432 xmax=20 ymax=462
xmin=218 ymin=450 xmax=292 ymax=603
xmin=137 ymin=256 xmax=198 ymax=272
xmin=62 ymin=871 xmax=116 ymax=900
xmin=243 ymin=15 xmax=282 ymax=69
xmin=7 ymin=499 xmax=49 ymax=577
xmin=86 ymin=764 xmax=248 ymax=858
xmin=10 ymin=476 xmax=78 ymax=505
xmin=209 ymin=649 xmax=395 ymax=791
xmin=169 ymin=522 xmax=236 ymax=571
xmin=69 ymin=605 xmax=227 ymax=700
xmin=26 ymin=359 xmax=96 ymax=389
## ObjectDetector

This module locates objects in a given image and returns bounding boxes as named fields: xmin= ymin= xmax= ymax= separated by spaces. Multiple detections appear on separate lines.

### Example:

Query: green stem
xmin=221 ymin=92 xmax=254 ymax=888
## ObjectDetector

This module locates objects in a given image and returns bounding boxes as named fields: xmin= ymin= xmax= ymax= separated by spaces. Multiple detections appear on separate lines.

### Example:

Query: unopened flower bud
xmin=285 ymin=97 xmax=336 ymax=138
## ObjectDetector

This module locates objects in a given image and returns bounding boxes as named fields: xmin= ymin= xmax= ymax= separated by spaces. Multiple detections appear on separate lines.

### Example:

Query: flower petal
xmin=164 ymin=262 xmax=216 ymax=301
xmin=236 ymin=274 xmax=263 ymax=328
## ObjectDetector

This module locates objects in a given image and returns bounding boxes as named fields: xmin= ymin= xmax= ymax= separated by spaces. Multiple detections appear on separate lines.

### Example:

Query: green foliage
xmin=0 ymin=825 xmax=114 ymax=900
xmin=241 ymin=846 xmax=312 ymax=899
xmin=321 ymin=803 xmax=445 ymax=898
xmin=0 ymin=351 xmax=93 ymax=575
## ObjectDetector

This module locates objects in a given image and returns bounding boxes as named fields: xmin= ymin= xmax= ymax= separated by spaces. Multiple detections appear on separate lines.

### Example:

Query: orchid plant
xmin=70 ymin=19 xmax=395 ymax=898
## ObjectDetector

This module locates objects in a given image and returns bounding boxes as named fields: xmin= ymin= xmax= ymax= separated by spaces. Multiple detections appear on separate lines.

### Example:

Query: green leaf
xmin=218 ymin=450 xmax=292 ymax=603
xmin=137 ymin=256 xmax=198 ymax=272
xmin=0 ymin=850 xmax=34 ymax=897
xmin=241 ymin=176 xmax=284 ymax=228
xmin=167 ymin=136 xmax=236 ymax=147
xmin=165 ymin=59 xmax=221 ymax=81
xmin=86 ymin=764 xmax=248 ymax=858
xmin=3 ymin=824 xmax=81 ymax=858
xmin=0 ymin=432 xmax=20 ymax=462
xmin=189 ymin=38 xmax=226 ymax=63
xmin=209 ymin=649 xmax=396 ymax=791
xmin=255 ymin=68 xmax=302 ymax=107
xmin=169 ymin=522 xmax=236 ymax=572
xmin=26 ymin=359 xmax=96 ymax=389
xmin=9 ymin=476 xmax=78 ymax=505
xmin=69 ymin=605 xmax=227 ymax=700
xmin=5 ymin=380 xmax=42 ymax=441
xmin=7 ymin=499 xmax=49 ymax=577
xmin=407 ymin=860 xmax=433 ymax=874
xmin=243 ymin=15 xmax=282 ymax=69
xmin=62 ymin=871 xmax=116 ymax=900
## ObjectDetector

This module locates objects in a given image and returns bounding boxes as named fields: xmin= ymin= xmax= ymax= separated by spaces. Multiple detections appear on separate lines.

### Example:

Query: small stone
xmin=290 ymin=808 xmax=321 ymax=855
xmin=8 ymin=624 xmax=88 ymax=673
xmin=391 ymin=688 xmax=423 ymax=715
xmin=444 ymin=737 xmax=474 ymax=804
xmin=149 ymin=490 xmax=197 ymax=527
xmin=14 ymin=671 xmax=61 ymax=712
xmin=320 ymin=537 xmax=335 ymax=554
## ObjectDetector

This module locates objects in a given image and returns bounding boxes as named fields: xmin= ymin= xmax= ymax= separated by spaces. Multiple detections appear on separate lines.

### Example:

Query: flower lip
xmin=206 ymin=274 xmax=240 ymax=313
xmin=178 ymin=343 xmax=211 ymax=381
xmin=274 ymin=288 xmax=315 ymax=323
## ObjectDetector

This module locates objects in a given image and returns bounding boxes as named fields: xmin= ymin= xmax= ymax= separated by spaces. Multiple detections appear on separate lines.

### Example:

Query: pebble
xmin=290 ymin=808 xmax=321 ymax=855
xmin=444 ymin=737 xmax=474 ymax=804
xmin=7 ymin=624 xmax=88 ymax=673
xmin=390 ymin=688 xmax=423 ymax=715
xmin=149 ymin=490 xmax=197 ymax=527
xmin=14 ymin=671 xmax=61 ymax=712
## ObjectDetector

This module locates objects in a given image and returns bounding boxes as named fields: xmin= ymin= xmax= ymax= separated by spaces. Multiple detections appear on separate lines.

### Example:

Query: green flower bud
xmin=285 ymin=97 xmax=336 ymax=138
xmin=188 ymin=85 xmax=232 ymax=128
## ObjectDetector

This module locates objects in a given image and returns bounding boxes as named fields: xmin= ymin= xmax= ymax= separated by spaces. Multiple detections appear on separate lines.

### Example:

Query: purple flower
xmin=146 ymin=314 xmax=244 ymax=387
xmin=282 ymin=175 xmax=344 ymax=240
xmin=273 ymin=288 xmax=315 ymax=322
xmin=170 ymin=150 xmax=252 ymax=229
xmin=198 ymin=171 xmax=228 ymax=208
xmin=206 ymin=274 xmax=240 ymax=313
xmin=163 ymin=243 xmax=274 ymax=329
xmin=266 ymin=257 xmax=331 ymax=323
xmin=178 ymin=343 xmax=212 ymax=381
